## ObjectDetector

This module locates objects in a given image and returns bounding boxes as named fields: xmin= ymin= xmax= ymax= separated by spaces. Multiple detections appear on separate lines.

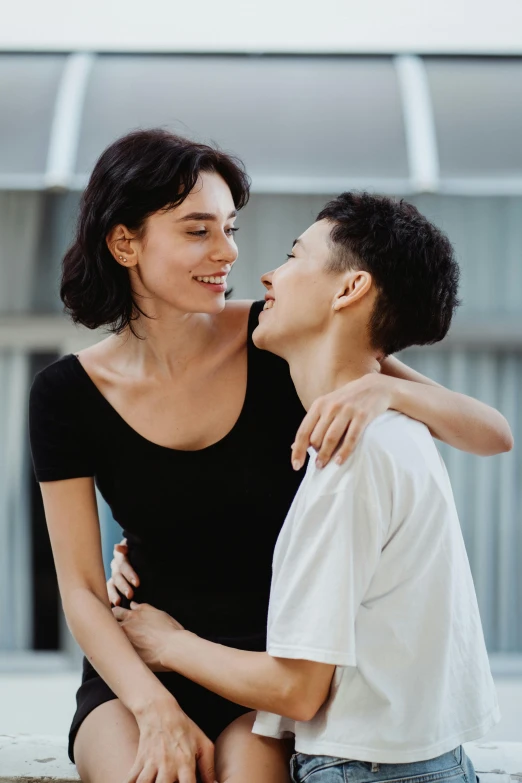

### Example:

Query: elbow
xmin=279 ymin=682 xmax=325 ymax=723
xmin=491 ymin=417 xmax=514 ymax=455
xmin=501 ymin=428 xmax=515 ymax=454
xmin=288 ymin=699 xmax=322 ymax=723
xmin=502 ymin=434 xmax=515 ymax=454
xmin=474 ymin=412 xmax=514 ymax=456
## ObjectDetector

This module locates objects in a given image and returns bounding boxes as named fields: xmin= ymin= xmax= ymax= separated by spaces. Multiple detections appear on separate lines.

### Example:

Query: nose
xmin=209 ymin=231 xmax=238 ymax=265
xmin=261 ymin=270 xmax=274 ymax=291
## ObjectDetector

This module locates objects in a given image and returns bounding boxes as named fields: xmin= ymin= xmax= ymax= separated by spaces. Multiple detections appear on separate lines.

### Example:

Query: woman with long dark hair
xmin=29 ymin=129 xmax=512 ymax=783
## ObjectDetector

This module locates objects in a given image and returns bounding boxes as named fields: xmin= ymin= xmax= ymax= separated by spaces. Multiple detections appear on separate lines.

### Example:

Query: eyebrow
xmin=292 ymin=238 xmax=303 ymax=248
xmin=177 ymin=210 xmax=237 ymax=222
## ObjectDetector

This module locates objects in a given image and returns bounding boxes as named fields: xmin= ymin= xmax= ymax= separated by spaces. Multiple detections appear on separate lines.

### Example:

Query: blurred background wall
xmin=0 ymin=0 xmax=521 ymax=735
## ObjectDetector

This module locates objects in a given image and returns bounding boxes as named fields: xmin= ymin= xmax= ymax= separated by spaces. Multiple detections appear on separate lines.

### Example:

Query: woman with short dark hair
xmin=29 ymin=128 xmax=512 ymax=783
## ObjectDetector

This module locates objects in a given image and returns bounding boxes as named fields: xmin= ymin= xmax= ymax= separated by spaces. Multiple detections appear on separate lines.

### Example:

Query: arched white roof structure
xmin=1 ymin=53 xmax=522 ymax=195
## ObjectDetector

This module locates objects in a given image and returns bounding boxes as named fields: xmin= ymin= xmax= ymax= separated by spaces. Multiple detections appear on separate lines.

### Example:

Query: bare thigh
xmin=74 ymin=699 xmax=139 ymax=783
xmin=216 ymin=711 xmax=292 ymax=783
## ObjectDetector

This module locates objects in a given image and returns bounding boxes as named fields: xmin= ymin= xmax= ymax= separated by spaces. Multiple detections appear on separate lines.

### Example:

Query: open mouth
xmin=262 ymin=298 xmax=275 ymax=311
xmin=193 ymin=274 xmax=228 ymax=292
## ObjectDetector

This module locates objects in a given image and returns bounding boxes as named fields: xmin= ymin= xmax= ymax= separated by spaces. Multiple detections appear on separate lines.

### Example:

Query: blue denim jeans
xmin=290 ymin=745 xmax=478 ymax=783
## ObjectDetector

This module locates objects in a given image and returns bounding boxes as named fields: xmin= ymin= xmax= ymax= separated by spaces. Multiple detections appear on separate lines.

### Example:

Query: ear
xmin=333 ymin=270 xmax=372 ymax=312
xmin=106 ymin=224 xmax=139 ymax=269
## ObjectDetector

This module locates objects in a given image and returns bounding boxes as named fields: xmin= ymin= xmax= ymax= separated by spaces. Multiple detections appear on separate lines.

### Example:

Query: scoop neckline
xmin=69 ymin=302 xmax=258 ymax=455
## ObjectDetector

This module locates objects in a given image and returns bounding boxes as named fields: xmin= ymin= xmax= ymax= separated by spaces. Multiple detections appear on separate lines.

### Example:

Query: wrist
xmin=130 ymin=687 xmax=179 ymax=721
xmin=158 ymin=628 xmax=195 ymax=672
xmin=379 ymin=373 xmax=403 ymax=410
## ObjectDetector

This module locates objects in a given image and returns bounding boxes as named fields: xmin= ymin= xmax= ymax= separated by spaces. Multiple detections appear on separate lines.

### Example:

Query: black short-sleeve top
xmin=29 ymin=301 xmax=307 ymax=641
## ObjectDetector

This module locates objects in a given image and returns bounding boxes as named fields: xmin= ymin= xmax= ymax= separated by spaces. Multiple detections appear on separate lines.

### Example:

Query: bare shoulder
xmin=76 ymin=335 xmax=121 ymax=382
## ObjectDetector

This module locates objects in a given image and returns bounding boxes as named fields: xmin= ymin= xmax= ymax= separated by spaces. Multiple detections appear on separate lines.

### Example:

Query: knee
xmin=73 ymin=700 xmax=139 ymax=783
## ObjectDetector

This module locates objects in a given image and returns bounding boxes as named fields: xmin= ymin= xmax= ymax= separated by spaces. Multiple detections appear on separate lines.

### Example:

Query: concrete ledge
xmin=1 ymin=735 xmax=521 ymax=783
xmin=468 ymin=742 xmax=522 ymax=783
xmin=0 ymin=735 xmax=79 ymax=782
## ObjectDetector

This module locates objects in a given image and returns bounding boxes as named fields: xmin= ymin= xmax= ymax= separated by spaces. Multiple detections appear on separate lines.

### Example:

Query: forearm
xmin=382 ymin=357 xmax=513 ymax=455
xmin=64 ymin=588 xmax=174 ymax=715
xmin=160 ymin=631 xmax=315 ymax=720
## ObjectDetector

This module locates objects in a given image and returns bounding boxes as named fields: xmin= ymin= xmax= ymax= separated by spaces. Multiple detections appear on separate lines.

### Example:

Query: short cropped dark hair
xmin=61 ymin=129 xmax=250 ymax=332
xmin=316 ymin=192 xmax=460 ymax=355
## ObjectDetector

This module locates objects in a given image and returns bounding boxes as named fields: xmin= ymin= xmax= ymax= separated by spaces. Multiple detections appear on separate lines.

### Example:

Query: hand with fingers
xmin=113 ymin=601 xmax=183 ymax=672
xmin=291 ymin=372 xmax=396 ymax=471
xmin=107 ymin=539 xmax=140 ymax=605
xmin=128 ymin=696 xmax=216 ymax=783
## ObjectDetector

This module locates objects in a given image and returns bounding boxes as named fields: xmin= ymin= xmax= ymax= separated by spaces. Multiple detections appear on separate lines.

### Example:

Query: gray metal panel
xmin=401 ymin=348 xmax=522 ymax=653
xmin=75 ymin=55 xmax=408 ymax=183
xmin=35 ymin=192 xmax=81 ymax=313
xmin=0 ymin=350 xmax=31 ymax=650
xmin=425 ymin=58 xmax=522 ymax=180
xmin=0 ymin=192 xmax=43 ymax=314
xmin=0 ymin=54 xmax=66 ymax=179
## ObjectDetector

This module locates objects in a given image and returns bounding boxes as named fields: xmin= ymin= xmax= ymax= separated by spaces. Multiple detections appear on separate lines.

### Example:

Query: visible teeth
xmin=263 ymin=299 xmax=275 ymax=310
xmin=195 ymin=276 xmax=225 ymax=284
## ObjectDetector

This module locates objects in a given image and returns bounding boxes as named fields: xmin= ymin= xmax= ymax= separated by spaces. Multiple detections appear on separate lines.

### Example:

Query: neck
xmin=113 ymin=304 xmax=219 ymax=379
xmin=286 ymin=330 xmax=381 ymax=411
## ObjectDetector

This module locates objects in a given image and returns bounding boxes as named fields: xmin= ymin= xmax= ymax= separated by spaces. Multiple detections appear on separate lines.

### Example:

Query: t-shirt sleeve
xmin=29 ymin=364 xmax=96 ymax=482
xmin=266 ymin=449 xmax=387 ymax=667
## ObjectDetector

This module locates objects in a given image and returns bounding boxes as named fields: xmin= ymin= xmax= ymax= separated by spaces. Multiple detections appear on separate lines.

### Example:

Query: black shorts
xmin=69 ymin=632 xmax=265 ymax=763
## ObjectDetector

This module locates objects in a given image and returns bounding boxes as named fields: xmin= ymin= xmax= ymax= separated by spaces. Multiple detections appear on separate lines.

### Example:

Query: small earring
xmin=119 ymin=256 xmax=125 ymax=263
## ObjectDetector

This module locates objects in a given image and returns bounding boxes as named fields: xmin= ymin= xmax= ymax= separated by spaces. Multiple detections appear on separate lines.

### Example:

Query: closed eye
xmin=286 ymin=253 xmax=295 ymax=260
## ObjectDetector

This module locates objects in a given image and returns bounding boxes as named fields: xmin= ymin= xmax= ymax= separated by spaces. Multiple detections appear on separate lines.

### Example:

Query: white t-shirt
xmin=253 ymin=411 xmax=499 ymax=763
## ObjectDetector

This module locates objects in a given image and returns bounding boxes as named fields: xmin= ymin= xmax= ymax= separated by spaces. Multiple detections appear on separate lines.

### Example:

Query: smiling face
xmin=253 ymin=219 xmax=344 ymax=357
xmin=110 ymin=171 xmax=239 ymax=316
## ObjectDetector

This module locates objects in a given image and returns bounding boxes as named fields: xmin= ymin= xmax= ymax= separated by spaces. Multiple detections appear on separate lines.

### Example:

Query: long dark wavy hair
xmin=61 ymin=128 xmax=250 ymax=333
